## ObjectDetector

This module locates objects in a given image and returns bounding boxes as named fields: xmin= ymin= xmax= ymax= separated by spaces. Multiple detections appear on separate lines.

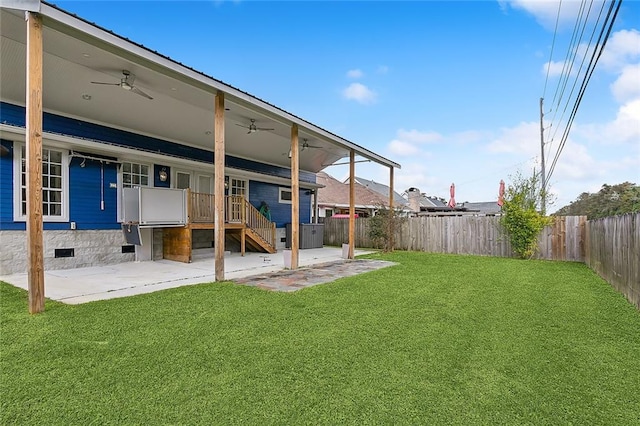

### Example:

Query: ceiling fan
xmin=284 ymin=139 xmax=322 ymax=158
xmin=301 ymin=139 xmax=322 ymax=151
xmin=235 ymin=119 xmax=274 ymax=134
xmin=91 ymin=70 xmax=153 ymax=100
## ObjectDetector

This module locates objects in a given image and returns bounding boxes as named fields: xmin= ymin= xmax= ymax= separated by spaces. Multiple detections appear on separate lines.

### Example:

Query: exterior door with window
xmin=227 ymin=177 xmax=247 ymax=223
xmin=190 ymin=174 xmax=212 ymax=222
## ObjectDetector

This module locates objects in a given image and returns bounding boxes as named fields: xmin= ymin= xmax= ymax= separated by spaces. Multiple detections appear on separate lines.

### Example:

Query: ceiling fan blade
xmin=235 ymin=123 xmax=249 ymax=129
xmin=90 ymin=81 xmax=119 ymax=86
xmin=131 ymin=86 xmax=153 ymax=100
xmin=257 ymin=127 xmax=275 ymax=131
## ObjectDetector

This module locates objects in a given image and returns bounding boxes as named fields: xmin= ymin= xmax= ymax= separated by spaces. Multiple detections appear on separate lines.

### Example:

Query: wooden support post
xmin=313 ymin=189 xmax=319 ymax=224
xmin=290 ymin=124 xmax=299 ymax=269
xmin=348 ymin=149 xmax=355 ymax=259
xmin=26 ymin=12 xmax=44 ymax=314
xmin=388 ymin=166 xmax=394 ymax=252
xmin=214 ymin=92 xmax=225 ymax=281
xmin=241 ymin=228 xmax=246 ymax=256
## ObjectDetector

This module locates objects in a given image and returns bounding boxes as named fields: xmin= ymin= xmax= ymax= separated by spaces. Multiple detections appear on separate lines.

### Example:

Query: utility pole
xmin=539 ymin=97 xmax=546 ymax=215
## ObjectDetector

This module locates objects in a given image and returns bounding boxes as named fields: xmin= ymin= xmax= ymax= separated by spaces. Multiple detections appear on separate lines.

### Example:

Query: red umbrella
xmin=447 ymin=182 xmax=456 ymax=208
xmin=497 ymin=179 xmax=505 ymax=207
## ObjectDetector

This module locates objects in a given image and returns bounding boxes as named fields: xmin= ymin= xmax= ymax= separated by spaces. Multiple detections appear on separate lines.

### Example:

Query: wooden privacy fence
xmin=323 ymin=215 xmax=587 ymax=261
xmin=586 ymin=213 xmax=639 ymax=309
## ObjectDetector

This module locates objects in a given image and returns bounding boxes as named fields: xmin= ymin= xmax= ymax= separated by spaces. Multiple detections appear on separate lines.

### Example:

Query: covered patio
xmin=0 ymin=247 xmax=390 ymax=304
xmin=1 ymin=1 xmax=400 ymax=313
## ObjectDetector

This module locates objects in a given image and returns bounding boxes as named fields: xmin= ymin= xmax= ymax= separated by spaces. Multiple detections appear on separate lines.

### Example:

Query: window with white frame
xmin=229 ymin=177 xmax=247 ymax=197
xmin=279 ymin=187 xmax=292 ymax=204
xmin=121 ymin=161 xmax=149 ymax=188
xmin=14 ymin=144 xmax=68 ymax=222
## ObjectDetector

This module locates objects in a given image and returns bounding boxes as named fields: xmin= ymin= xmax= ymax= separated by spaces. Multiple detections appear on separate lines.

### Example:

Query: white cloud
xmin=387 ymin=129 xmax=441 ymax=157
xmin=487 ymin=121 xmax=540 ymax=156
xmin=611 ymin=64 xmax=640 ymax=103
xmin=394 ymin=162 xmax=440 ymax=195
xmin=342 ymin=82 xmax=377 ymax=105
xmin=605 ymin=98 xmax=640 ymax=143
xmin=600 ymin=29 xmax=640 ymax=72
xmin=542 ymin=60 xmax=567 ymax=77
xmin=499 ymin=0 xmax=593 ymax=30
xmin=388 ymin=140 xmax=423 ymax=157
xmin=549 ymin=140 xmax=598 ymax=180
xmin=346 ymin=69 xmax=364 ymax=79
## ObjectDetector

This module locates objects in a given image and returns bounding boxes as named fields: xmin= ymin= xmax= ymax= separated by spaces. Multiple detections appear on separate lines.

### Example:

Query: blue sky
xmin=55 ymin=0 xmax=639 ymax=211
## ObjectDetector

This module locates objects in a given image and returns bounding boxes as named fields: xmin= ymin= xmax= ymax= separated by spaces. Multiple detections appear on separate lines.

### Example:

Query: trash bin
xmin=285 ymin=223 xmax=324 ymax=249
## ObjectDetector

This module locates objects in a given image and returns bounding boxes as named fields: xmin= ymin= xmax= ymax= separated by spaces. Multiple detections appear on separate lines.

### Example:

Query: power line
xmin=546 ymin=0 xmax=623 ymax=185
xmin=549 ymin=0 xmax=588 ymax=118
xmin=548 ymin=0 xmax=591 ymax=132
xmin=548 ymin=0 xmax=604 ymax=146
xmin=542 ymin=0 xmax=564 ymax=98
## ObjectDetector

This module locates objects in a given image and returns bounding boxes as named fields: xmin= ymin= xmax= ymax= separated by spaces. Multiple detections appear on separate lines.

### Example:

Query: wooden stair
xmin=163 ymin=192 xmax=277 ymax=262
xmin=245 ymin=227 xmax=277 ymax=253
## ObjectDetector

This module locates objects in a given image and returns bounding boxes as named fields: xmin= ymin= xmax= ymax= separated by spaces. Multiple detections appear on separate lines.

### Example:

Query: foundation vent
xmin=54 ymin=248 xmax=75 ymax=258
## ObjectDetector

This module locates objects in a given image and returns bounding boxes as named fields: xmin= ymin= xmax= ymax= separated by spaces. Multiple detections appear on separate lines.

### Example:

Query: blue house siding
xmin=1 ymin=103 xmax=317 ymax=231
xmin=69 ymin=157 xmax=120 ymax=230
xmin=248 ymin=181 xmax=311 ymax=228
xmin=0 ymin=140 xmax=15 ymax=229
xmin=0 ymin=102 xmax=317 ymax=183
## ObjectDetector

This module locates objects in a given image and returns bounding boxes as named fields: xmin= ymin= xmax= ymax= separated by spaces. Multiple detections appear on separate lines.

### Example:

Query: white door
xmin=175 ymin=170 xmax=191 ymax=190
xmin=197 ymin=175 xmax=213 ymax=194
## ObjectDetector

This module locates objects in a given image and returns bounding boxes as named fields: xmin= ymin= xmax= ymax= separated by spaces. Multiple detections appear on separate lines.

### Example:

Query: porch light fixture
xmin=288 ymin=149 xmax=292 ymax=159
xmin=159 ymin=167 xmax=168 ymax=182
xmin=224 ymin=176 xmax=229 ymax=190
xmin=81 ymin=94 xmax=91 ymax=100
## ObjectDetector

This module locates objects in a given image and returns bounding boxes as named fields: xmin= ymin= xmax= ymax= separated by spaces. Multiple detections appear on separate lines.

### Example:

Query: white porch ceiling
xmin=0 ymin=5 xmax=399 ymax=174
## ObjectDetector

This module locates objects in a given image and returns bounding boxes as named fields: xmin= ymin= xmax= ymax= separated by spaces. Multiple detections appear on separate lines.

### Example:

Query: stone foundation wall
xmin=0 ymin=230 xmax=135 ymax=275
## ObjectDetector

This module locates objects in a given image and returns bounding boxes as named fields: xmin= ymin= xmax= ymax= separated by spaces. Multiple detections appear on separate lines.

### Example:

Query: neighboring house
xmin=405 ymin=187 xmax=448 ymax=213
xmin=351 ymin=176 xmax=409 ymax=210
xmin=316 ymin=172 xmax=390 ymax=218
xmin=457 ymin=201 xmax=503 ymax=216
xmin=0 ymin=2 xmax=399 ymax=275
xmin=404 ymin=187 xmax=501 ymax=216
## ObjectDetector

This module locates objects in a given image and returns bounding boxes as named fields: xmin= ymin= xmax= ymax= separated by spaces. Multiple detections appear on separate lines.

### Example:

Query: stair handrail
xmin=242 ymin=198 xmax=276 ymax=248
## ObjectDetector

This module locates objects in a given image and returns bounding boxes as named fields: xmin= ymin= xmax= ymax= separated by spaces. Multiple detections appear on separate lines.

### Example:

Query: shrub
xmin=500 ymin=172 xmax=553 ymax=259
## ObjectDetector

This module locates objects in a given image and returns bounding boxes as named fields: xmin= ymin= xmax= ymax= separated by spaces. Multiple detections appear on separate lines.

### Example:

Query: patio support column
xmin=389 ymin=166 xmax=394 ymax=252
xmin=348 ymin=149 xmax=355 ymax=259
xmin=26 ymin=11 xmax=45 ymax=314
xmin=313 ymin=189 xmax=319 ymax=224
xmin=290 ymin=124 xmax=299 ymax=269
xmin=214 ymin=91 xmax=225 ymax=281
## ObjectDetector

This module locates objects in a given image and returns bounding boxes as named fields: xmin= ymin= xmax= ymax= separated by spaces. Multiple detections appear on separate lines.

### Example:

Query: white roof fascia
xmin=0 ymin=0 xmax=40 ymax=12
xmin=38 ymin=3 xmax=400 ymax=170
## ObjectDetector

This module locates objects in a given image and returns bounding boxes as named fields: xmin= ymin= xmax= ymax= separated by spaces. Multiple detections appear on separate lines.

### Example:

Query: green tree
xmin=500 ymin=171 xmax=552 ymax=259
xmin=554 ymin=182 xmax=640 ymax=219
xmin=368 ymin=206 xmax=406 ymax=252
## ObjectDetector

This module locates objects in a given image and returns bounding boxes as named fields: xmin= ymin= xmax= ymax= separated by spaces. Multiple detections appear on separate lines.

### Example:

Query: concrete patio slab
xmin=0 ymin=247 xmax=384 ymax=304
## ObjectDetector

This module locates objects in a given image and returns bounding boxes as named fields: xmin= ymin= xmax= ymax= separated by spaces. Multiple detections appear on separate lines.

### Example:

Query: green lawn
xmin=2 ymin=252 xmax=639 ymax=425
